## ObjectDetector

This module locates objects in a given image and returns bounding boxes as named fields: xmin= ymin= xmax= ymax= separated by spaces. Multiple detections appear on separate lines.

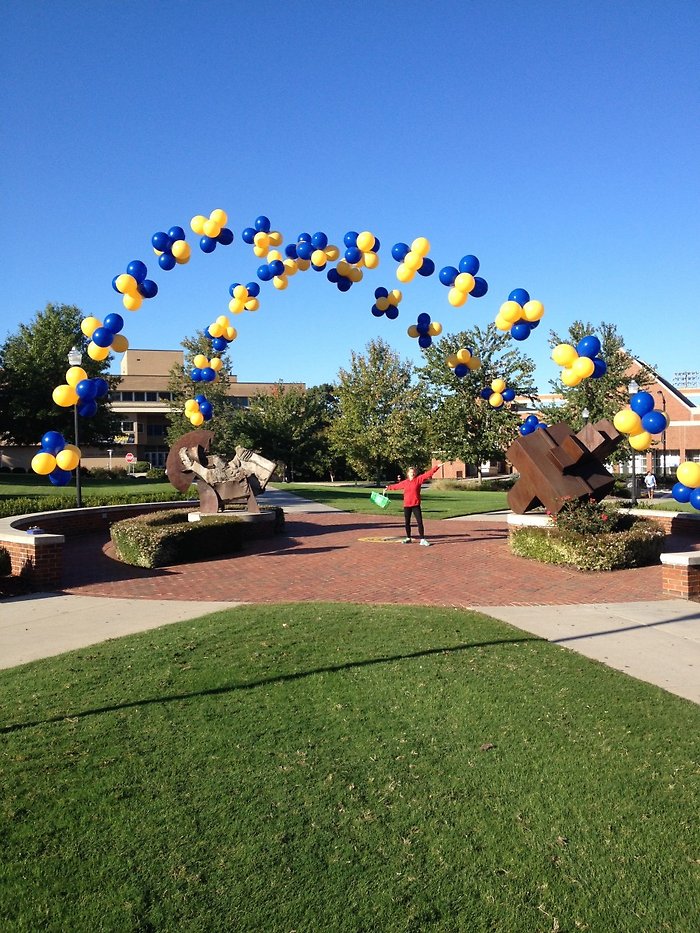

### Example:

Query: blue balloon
xmin=103 ymin=312 xmax=124 ymax=334
xmin=439 ymin=266 xmax=458 ymax=286
xmin=126 ymin=260 xmax=148 ymax=283
xmin=630 ymin=391 xmax=655 ymax=416
xmin=93 ymin=377 xmax=109 ymax=398
xmin=311 ymin=231 xmax=328 ymax=250
xmin=49 ymin=467 xmax=72 ymax=486
xmin=112 ymin=275 xmax=121 ymax=293
xmin=168 ymin=226 xmax=186 ymax=242
xmin=459 ymin=255 xmax=480 ymax=275
xmin=524 ymin=414 xmax=539 ymax=427
xmin=641 ymin=410 xmax=667 ymax=435
xmin=417 ymin=257 xmax=435 ymax=277
xmin=285 ymin=244 xmax=298 ymax=259
xmin=576 ymin=335 xmax=602 ymax=359
xmin=77 ymin=399 xmax=98 ymax=418
xmin=152 ymin=231 xmax=171 ymax=252
xmin=190 ymin=368 xmax=202 ymax=382
xmin=254 ymin=215 xmax=271 ymax=232
xmin=391 ymin=242 xmax=409 ymax=262
xmin=241 ymin=227 xmax=256 ymax=244
xmin=508 ymin=287 xmax=530 ymax=305
xmin=200 ymin=236 xmax=217 ymax=253
xmin=195 ymin=394 xmax=207 ymax=404
xmin=344 ymin=246 xmax=362 ymax=264
xmin=257 ymin=264 xmax=273 ymax=282
xmin=91 ymin=327 xmax=113 ymax=348
xmin=269 ymin=260 xmax=284 ymax=277
xmin=371 ymin=304 xmax=383 ymax=317
xmin=138 ymin=279 xmax=158 ymax=299
xmin=76 ymin=379 xmax=98 ymax=400
xmin=471 ymin=277 xmax=489 ymax=298
xmin=158 ymin=252 xmax=176 ymax=271
xmin=418 ymin=335 xmax=432 ymax=349
xmin=343 ymin=231 xmax=358 ymax=248
xmin=480 ymin=387 xmax=492 ymax=400
xmin=311 ymin=262 xmax=325 ymax=272
xmin=672 ymin=482 xmax=692 ymax=503
xmin=200 ymin=368 xmax=216 ymax=382
xmin=211 ymin=337 xmax=228 ymax=352
xmin=297 ymin=231 xmax=312 ymax=243
xmin=454 ymin=363 xmax=468 ymax=378
xmin=217 ymin=228 xmax=234 ymax=246
xmin=41 ymin=430 xmax=65 ymax=454
xmin=592 ymin=358 xmax=607 ymax=379
xmin=327 ymin=268 xmax=340 ymax=284
xmin=228 ymin=282 xmax=240 ymax=297
xmin=385 ymin=306 xmax=399 ymax=320
xmin=372 ymin=236 xmax=381 ymax=252
xmin=374 ymin=286 xmax=389 ymax=299
xmin=537 ymin=422 xmax=548 ymax=429
xmin=246 ymin=281 xmax=260 ymax=297
xmin=297 ymin=241 xmax=314 ymax=260
xmin=416 ymin=320 xmax=430 ymax=335
xmin=199 ymin=400 xmax=213 ymax=419
xmin=528 ymin=318 xmax=540 ymax=329
xmin=337 ymin=278 xmax=352 ymax=292
xmin=417 ymin=312 xmax=431 ymax=325
xmin=510 ymin=322 xmax=532 ymax=341
xmin=520 ymin=421 xmax=536 ymax=435
xmin=502 ymin=388 xmax=516 ymax=402
xmin=690 ymin=488 xmax=700 ymax=511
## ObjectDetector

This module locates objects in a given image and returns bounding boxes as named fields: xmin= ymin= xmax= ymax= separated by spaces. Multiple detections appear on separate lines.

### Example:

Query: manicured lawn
xmin=0 ymin=474 xmax=182 ymax=500
xmin=1 ymin=604 xmax=698 ymax=932
xmin=271 ymin=482 xmax=510 ymax=518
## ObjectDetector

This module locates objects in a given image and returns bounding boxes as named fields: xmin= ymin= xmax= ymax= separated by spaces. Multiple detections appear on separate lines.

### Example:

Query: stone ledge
xmin=660 ymin=552 xmax=700 ymax=567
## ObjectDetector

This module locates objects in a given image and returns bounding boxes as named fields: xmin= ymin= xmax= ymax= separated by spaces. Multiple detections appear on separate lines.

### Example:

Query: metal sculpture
xmin=507 ymin=419 xmax=623 ymax=515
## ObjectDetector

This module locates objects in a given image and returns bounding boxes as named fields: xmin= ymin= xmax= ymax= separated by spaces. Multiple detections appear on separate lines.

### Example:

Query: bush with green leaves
xmin=549 ymin=496 xmax=623 ymax=534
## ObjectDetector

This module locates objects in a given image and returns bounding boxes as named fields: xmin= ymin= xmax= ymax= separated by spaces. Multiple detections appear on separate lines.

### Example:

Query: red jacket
xmin=386 ymin=466 xmax=439 ymax=507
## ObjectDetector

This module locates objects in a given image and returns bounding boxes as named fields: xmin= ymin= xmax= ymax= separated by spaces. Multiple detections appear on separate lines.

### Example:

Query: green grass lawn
xmin=0 ymin=473 xmax=184 ymax=501
xmin=1 ymin=604 xmax=698 ymax=932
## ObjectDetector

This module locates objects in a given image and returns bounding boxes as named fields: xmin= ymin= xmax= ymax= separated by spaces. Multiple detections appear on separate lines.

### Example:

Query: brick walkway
xmin=58 ymin=512 xmax=684 ymax=607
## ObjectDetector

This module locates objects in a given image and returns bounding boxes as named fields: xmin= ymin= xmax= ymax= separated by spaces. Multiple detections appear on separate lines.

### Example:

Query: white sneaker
xmin=402 ymin=537 xmax=412 ymax=544
xmin=419 ymin=539 xmax=431 ymax=547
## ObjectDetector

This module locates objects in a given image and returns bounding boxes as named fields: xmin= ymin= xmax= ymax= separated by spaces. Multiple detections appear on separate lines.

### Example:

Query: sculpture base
xmin=507 ymin=512 xmax=553 ymax=529
xmin=187 ymin=510 xmax=276 ymax=526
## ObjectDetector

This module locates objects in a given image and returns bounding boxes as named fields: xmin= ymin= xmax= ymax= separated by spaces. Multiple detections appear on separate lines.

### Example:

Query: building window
xmin=145 ymin=391 xmax=158 ymax=402
xmin=146 ymin=424 xmax=166 ymax=436
xmin=228 ymin=396 xmax=249 ymax=408
xmin=119 ymin=391 xmax=134 ymax=402
xmin=119 ymin=421 xmax=134 ymax=433
xmin=134 ymin=392 xmax=146 ymax=402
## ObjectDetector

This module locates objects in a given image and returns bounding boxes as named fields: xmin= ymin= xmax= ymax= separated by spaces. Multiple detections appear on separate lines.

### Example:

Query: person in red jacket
xmin=385 ymin=464 xmax=440 ymax=545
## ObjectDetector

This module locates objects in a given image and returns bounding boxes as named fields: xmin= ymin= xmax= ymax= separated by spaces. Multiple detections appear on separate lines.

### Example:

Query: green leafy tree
xmin=328 ymin=338 xmax=430 ymax=483
xmin=417 ymin=325 xmax=536 ymax=480
xmin=0 ymin=303 xmax=117 ymax=446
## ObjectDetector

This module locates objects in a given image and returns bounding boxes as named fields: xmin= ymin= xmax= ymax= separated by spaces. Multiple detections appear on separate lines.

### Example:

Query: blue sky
xmin=2 ymin=1 xmax=698 ymax=392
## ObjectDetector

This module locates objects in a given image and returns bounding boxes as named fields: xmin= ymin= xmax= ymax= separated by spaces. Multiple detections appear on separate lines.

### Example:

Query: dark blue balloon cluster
xmin=242 ymin=215 xmax=273 ymax=245
xmin=190 ymin=365 xmax=216 ymax=384
xmin=391 ymin=242 xmax=435 ymax=277
xmin=438 ymin=255 xmax=488 ymax=298
xmin=412 ymin=313 xmax=437 ymax=349
xmin=151 ymin=226 xmax=189 ymax=271
xmin=629 ymin=391 xmax=667 ymax=434
xmin=371 ymin=287 xmax=401 ymax=319
xmin=576 ymin=335 xmax=608 ymax=378
xmin=343 ymin=230 xmax=380 ymax=265
xmin=519 ymin=414 xmax=548 ymax=435
xmin=199 ymin=226 xmax=234 ymax=253
xmin=112 ymin=261 xmax=158 ymax=300
xmin=76 ymin=376 xmax=110 ymax=418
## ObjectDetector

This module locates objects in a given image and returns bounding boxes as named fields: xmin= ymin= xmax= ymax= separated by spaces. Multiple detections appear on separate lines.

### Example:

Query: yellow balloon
xmin=677 ymin=461 xmax=700 ymax=488
xmin=190 ymin=214 xmax=207 ymax=235
xmin=246 ymin=298 xmax=260 ymax=312
xmin=253 ymin=245 xmax=266 ymax=258
xmin=613 ymin=409 xmax=643 ymax=435
xmin=407 ymin=324 xmax=419 ymax=338
xmin=376 ymin=297 xmax=389 ymax=312
xmin=203 ymin=220 xmax=221 ymax=238
xmin=297 ymin=259 xmax=310 ymax=272
xmin=209 ymin=208 xmax=228 ymax=227
xmin=172 ymin=241 xmax=190 ymax=263
xmin=628 ymin=431 xmax=652 ymax=451
xmin=88 ymin=342 xmax=110 ymax=361
xmin=403 ymin=250 xmax=423 ymax=271
xmin=209 ymin=322 xmax=224 ymax=338
xmin=561 ymin=367 xmax=582 ymax=387
xmin=491 ymin=378 xmax=506 ymax=394
xmin=210 ymin=357 xmax=224 ymax=372
xmin=115 ymin=273 xmax=137 ymax=295
xmin=489 ymin=392 xmax=504 ymax=408
xmin=184 ymin=399 xmax=198 ymax=413
xmin=254 ymin=231 xmax=270 ymax=249
xmin=225 ymin=326 xmax=237 ymax=341
xmin=267 ymin=249 xmax=282 ymax=262
xmin=122 ymin=292 xmax=143 ymax=312
xmin=411 ymin=236 xmax=430 ymax=256
xmin=325 ymin=245 xmax=340 ymax=262
xmin=111 ymin=334 xmax=129 ymax=353
xmin=193 ymin=354 xmax=208 ymax=369
xmin=349 ymin=267 xmax=363 ymax=283
xmin=454 ymin=272 xmax=475 ymax=294
xmin=229 ymin=299 xmax=244 ymax=314
xmin=551 ymin=343 xmax=578 ymax=367
xmin=428 ymin=322 xmax=443 ymax=336
xmin=363 ymin=251 xmax=379 ymax=269
xmin=81 ymin=316 xmax=101 ymax=337
xmin=446 ymin=353 xmax=459 ymax=368
xmin=268 ymin=231 xmax=283 ymax=247
xmin=311 ymin=249 xmax=327 ymax=267
xmin=494 ymin=314 xmax=513 ymax=331
xmin=32 ymin=452 xmax=56 ymax=475
xmin=572 ymin=356 xmax=595 ymax=379
xmin=66 ymin=366 xmax=87 ymax=387
xmin=190 ymin=412 xmax=204 ymax=427
xmin=448 ymin=288 xmax=467 ymax=307
xmin=52 ymin=384 xmax=78 ymax=407
xmin=522 ymin=299 xmax=544 ymax=322
xmin=456 ymin=348 xmax=471 ymax=364
xmin=273 ymin=275 xmax=288 ymax=290
xmin=397 ymin=264 xmax=415 ymax=283
xmin=356 ymin=231 xmax=375 ymax=252
xmin=216 ymin=315 xmax=229 ymax=327
xmin=336 ymin=260 xmax=350 ymax=276
xmin=390 ymin=290 xmax=402 ymax=303
xmin=499 ymin=300 xmax=522 ymax=323
xmin=283 ymin=259 xmax=298 ymax=276
xmin=56 ymin=447 xmax=79 ymax=471
xmin=467 ymin=356 xmax=481 ymax=370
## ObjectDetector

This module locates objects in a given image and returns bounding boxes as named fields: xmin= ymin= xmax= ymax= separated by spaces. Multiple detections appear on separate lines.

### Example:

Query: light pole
xmin=656 ymin=390 xmax=667 ymax=482
xmin=628 ymin=379 xmax=639 ymax=506
xmin=68 ymin=346 xmax=83 ymax=508
xmin=582 ymin=406 xmax=589 ymax=425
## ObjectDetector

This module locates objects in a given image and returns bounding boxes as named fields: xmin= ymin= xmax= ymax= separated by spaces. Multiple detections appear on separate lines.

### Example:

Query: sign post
xmin=125 ymin=452 xmax=135 ymax=474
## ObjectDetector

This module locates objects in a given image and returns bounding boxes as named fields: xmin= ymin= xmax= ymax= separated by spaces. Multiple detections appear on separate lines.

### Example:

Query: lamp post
xmin=582 ymin=407 xmax=589 ymax=425
xmin=628 ymin=379 xmax=639 ymax=506
xmin=656 ymin=390 xmax=667 ymax=482
xmin=68 ymin=346 xmax=83 ymax=508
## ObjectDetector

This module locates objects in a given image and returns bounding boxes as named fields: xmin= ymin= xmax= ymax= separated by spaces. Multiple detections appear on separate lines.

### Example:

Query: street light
xmin=68 ymin=346 xmax=83 ymax=508
xmin=656 ymin=390 xmax=667 ymax=481
xmin=582 ymin=407 xmax=590 ymax=424
xmin=628 ymin=379 xmax=639 ymax=506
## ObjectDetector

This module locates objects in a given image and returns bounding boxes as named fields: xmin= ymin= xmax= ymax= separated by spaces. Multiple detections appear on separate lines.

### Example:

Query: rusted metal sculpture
xmin=166 ymin=430 xmax=277 ymax=514
xmin=507 ymin=419 xmax=623 ymax=515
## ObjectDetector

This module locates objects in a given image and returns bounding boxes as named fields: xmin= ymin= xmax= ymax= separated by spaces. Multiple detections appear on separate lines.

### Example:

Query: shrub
xmin=549 ymin=497 xmax=623 ymax=534
xmin=146 ymin=468 xmax=167 ymax=482
xmin=11 ymin=467 xmax=26 ymax=474
xmin=0 ymin=546 xmax=11 ymax=577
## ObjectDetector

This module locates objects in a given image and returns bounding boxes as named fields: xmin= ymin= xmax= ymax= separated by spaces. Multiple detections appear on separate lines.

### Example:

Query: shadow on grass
xmin=1 ymin=635 xmax=537 ymax=734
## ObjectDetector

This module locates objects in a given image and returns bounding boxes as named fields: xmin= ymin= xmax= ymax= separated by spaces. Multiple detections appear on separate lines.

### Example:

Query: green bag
xmin=370 ymin=490 xmax=390 ymax=509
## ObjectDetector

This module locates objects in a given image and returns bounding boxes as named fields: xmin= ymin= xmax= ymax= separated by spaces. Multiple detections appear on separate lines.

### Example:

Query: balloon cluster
xmin=519 ymin=414 xmax=548 ymax=435
xmin=185 ymin=394 xmax=213 ymax=427
xmin=446 ymin=347 xmax=481 ymax=378
xmin=407 ymin=313 xmax=441 ymax=349
xmin=672 ymin=461 xmax=700 ymax=511
xmin=190 ymin=208 xmax=234 ymax=253
xmin=371 ymin=287 xmax=402 ymax=319
xmin=152 ymin=225 xmax=191 ymax=271
xmin=613 ymin=391 xmax=667 ymax=451
xmin=287 ymin=232 xmax=340 ymax=271
xmin=31 ymin=431 xmax=82 ymax=487
xmin=52 ymin=365 xmax=109 ymax=417
xmin=328 ymin=259 xmax=363 ymax=291
xmin=242 ymin=216 xmax=283 ymax=256
xmin=228 ymin=282 xmax=261 ymax=315
xmin=439 ymin=255 xmax=488 ymax=307
xmin=480 ymin=378 xmax=515 ymax=409
xmin=392 ymin=237 xmax=435 ymax=283
xmin=112 ymin=260 xmax=158 ymax=312
xmin=551 ymin=335 xmax=607 ymax=386
xmin=190 ymin=353 xmax=223 ymax=384
xmin=206 ymin=313 xmax=238 ymax=352
xmin=343 ymin=231 xmax=380 ymax=270
xmin=81 ymin=313 xmax=128 ymax=361
xmin=494 ymin=289 xmax=544 ymax=341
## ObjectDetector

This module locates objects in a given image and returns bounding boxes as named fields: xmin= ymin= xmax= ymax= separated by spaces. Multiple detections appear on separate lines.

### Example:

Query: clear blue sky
xmin=2 ymin=1 xmax=698 ymax=392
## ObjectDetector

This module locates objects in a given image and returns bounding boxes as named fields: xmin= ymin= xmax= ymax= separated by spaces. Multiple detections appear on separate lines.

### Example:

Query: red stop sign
xmin=125 ymin=453 xmax=135 ymax=463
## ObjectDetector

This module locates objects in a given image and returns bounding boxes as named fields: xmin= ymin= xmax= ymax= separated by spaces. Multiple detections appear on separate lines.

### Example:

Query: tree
xmin=417 ymin=325 xmax=537 ymax=479
xmin=539 ymin=320 xmax=652 ymax=432
xmin=0 ymin=303 xmax=117 ymax=446
xmin=328 ymin=338 xmax=430 ymax=483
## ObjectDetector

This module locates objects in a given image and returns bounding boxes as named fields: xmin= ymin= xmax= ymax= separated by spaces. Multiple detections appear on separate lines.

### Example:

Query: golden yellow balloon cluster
xmin=31 ymin=444 xmax=81 ymax=476
xmin=81 ymin=315 xmax=129 ymax=361
xmin=52 ymin=364 xmax=88 ymax=408
xmin=395 ymin=237 xmax=432 ymax=283
xmin=446 ymin=347 xmax=481 ymax=378
xmin=191 ymin=208 xmax=228 ymax=239
xmin=371 ymin=287 xmax=402 ymax=319
xmin=228 ymin=282 xmax=261 ymax=314
xmin=495 ymin=291 xmax=544 ymax=342
xmin=184 ymin=397 xmax=210 ymax=427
